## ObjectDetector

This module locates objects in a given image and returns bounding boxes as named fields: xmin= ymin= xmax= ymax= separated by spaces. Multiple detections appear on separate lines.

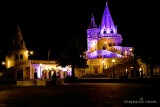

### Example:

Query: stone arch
xmin=48 ymin=69 xmax=56 ymax=79
xmin=42 ymin=69 xmax=48 ymax=79
xmin=24 ymin=66 xmax=30 ymax=79
xmin=93 ymin=65 xmax=100 ymax=74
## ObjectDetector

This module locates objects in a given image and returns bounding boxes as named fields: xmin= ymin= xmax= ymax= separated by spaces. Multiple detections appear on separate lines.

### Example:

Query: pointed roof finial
xmin=106 ymin=2 xmax=108 ymax=5
xmin=89 ymin=13 xmax=97 ymax=28
xmin=17 ymin=24 xmax=23 ymax=40
xmin=18 ymin=24 xmax=20 ymax=32
xmin=92 ymin=12 xmax=94 ymax=18
xmin=14 ymin=24 xmax=27 ymax=50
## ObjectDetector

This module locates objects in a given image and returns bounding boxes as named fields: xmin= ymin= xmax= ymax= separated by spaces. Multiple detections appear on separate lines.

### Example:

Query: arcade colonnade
xmin=29 ymin=60 xmax=72 ymax=79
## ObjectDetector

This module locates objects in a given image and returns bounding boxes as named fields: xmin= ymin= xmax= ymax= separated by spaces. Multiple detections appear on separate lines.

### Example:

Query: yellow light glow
xmin=2 ymin=61 xmax=5 ymax=65
xmin=8 ymin=61 xmax=10 ymax=68
xmin=129 ymin=48 xmax=132 ymax=51
xmin=30 ymin=51 xmax=34 ymax=55
xmin=112 ymin=59 xmax=115 ymax=63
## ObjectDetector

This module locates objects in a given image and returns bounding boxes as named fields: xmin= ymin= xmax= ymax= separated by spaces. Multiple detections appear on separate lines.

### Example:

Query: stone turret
xmin=87 ymin=13 xmax=99 ymax=52
xmin=5 ymin=25 xmax=29 ymax=68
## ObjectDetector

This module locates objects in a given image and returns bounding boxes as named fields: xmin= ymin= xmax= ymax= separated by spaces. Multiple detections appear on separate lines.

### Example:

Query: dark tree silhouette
xmin=58 ymin=33 xmax=87 ymax=78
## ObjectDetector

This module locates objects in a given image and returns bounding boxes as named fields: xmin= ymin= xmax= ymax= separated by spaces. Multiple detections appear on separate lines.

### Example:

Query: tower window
xmin=103 ymin=45 xmax=106 ymax=50
xmin=110 ymin=30 xmax=114 ymax=33
xmin=109 ymin=43 xmax=112 ymax=47
xmin=20 ymin=54 xmax=23 ymax=59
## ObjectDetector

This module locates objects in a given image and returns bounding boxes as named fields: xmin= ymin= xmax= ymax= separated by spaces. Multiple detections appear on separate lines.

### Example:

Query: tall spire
xmin=17 ymin=24 xmax=23 ymax=40
xmin=13 ymin=24 xmax=27 ymax=50
xmin=89 ymin=13 xmax=97 ymax=28
xmin=100 ymin=2 xmax=116 ymax=34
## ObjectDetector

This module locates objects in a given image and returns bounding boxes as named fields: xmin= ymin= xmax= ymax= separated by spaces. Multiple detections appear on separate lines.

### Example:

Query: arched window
xmin=20 ymin=54 xmax=23 ymax=59
xmin=110 ymin=30 xmax=114 ymax=33
xmin=109 ymin=43 xmax=112 ymax=47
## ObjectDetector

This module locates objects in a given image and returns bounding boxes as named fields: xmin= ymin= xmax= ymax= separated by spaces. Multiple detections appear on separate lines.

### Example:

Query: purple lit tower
xmin=85 ymin=2 xmax=134 ymax=76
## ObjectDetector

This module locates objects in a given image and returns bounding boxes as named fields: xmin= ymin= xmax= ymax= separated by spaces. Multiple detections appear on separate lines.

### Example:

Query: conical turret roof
xmin=12 ymin=25 xmax=27 ymax=50
xmin=100 ymin=2 xmax=116 ymax=34
xmin=89 ymin=13 xmax=97 ymax=28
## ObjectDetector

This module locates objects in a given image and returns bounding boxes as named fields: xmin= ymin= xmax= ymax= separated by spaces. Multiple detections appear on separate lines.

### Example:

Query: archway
xmin=42 ymin=70 xmax=48 ymax=79
xmin=93 ymin=65 xmax=99 ymax=74
xmin=24 ymin=67 xmax=30 ymax=79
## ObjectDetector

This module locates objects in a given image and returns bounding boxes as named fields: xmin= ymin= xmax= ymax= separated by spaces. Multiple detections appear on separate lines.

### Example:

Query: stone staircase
xmin=81 ymin=58 xmax=139 ymax=79
xmin=103 ymin=58 xmax=139 ymax=78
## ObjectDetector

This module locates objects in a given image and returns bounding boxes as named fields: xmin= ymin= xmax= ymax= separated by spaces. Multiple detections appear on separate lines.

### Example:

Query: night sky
xmin=0 ymin=0 xmax=159 ymax=61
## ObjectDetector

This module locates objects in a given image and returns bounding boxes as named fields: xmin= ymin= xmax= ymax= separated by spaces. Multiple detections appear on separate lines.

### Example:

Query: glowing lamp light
xmin=30 ymin=51 xmax=34 ymax=55
xmin=126 ymin=69 xmax=128 ymax=74
xmin=2 ymin=61 xmax=5 ymax=65
xmin=112 ymin=59 xmax=115 ymax=63
xmin=129 ymin=48 xmax=132 ymax=52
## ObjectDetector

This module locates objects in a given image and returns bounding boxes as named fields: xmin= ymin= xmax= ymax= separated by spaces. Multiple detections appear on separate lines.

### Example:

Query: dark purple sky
xmin=0 ymin=0 xmax=159 ymax=60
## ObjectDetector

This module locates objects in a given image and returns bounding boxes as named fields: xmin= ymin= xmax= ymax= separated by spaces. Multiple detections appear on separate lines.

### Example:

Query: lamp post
xmin=29 ymin=51 xmax=34 ymax=60
xmin=129 ymin=48 xmax=132 ymax=58
xmin=112 ymin=59 xmax=115 ymax=79
xmin=102 ymin=59 xmax=105 ymax=74
xmin=29 ymin=51 xmax=34 ymax=79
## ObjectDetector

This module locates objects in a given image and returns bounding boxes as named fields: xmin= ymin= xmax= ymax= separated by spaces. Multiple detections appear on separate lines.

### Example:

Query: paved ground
xmin=0 ymin=83 xmax=160 ymax=107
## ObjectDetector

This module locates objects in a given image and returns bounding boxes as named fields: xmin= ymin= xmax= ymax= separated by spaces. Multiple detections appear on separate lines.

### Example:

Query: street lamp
xmin=1 ymin=61 xmax=5 ymax=65
xmin=30 ymin=51 xmax=34 ymax=55
xmin=129 ymin=48 xmax=133 ymax=58
xmin=29 ymin=51 xmax=34 ymax=60
xmin=112 ymin=59 xmax=115 ymax=79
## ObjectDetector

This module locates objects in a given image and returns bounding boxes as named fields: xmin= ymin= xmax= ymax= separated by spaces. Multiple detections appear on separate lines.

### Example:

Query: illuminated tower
xmin=87 ymin=2 xmax=133 ymax=59
xmin=5 ymin=25 xmax=29 ymax=68
xmin=87 ymin=13 xmax=99 ymax=52
xmin=84 ymin=2 xmax=134 ymax=76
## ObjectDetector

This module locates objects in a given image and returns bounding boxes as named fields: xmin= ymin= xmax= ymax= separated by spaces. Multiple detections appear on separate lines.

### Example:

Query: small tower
xmin=87 ymin=13 xmax=99 ymax=52
xmin=5 ymin=25 xmax=29 ymax=68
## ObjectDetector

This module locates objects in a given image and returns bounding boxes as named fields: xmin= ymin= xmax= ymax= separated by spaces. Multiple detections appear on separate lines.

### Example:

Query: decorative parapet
xmin=31 ymin=60 xmax=57 ymax=64
xmin=99 ymin=34 xmax=122 ymax=38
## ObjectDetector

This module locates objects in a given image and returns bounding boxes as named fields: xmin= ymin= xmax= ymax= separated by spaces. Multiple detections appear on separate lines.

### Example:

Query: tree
xmin=58 ymin=33 xmax=87 ymax=78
